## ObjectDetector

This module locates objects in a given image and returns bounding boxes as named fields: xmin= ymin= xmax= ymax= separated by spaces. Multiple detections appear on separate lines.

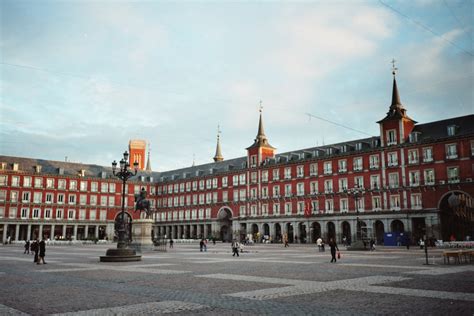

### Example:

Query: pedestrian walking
xmin=328 ymin=238 xmax=339 ymax=263
xmin=369 ymin=239 xmax=376 ymax=251
xmin=199 ymin=239 xmax=207 ymax=252
xmin=24 ymin=240 xmax=30 ymax=254
xmin=169 ymin=239 xmax=174 ymax=248
xmin=231 ymin=239 xmax=240 ymax=257
xmin=38 ymin=238 xmax=47 ymax=264
xmin=31 ymin=239 xmax=39 ymax=263
xmin=317 ymin=237 xmax=323 ymax=252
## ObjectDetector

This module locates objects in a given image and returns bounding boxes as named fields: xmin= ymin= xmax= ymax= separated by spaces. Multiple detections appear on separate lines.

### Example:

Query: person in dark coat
xmin=38 ymin=238 xmax=47 ymax=264
xmin=24 ymin=240 xmax=30 ymax=254
xmin=328 ymin=238 xmax=339 ymax=263
xmin=31 ymin=239 xmax=39 ymax=263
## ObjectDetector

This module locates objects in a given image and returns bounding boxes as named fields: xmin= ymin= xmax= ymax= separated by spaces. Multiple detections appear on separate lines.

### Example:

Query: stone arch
xmin=438 ymin=191 xmax=473 ymax=241
xmin=311 ymin=222 xmax=321 ymax=243
xmin=327 ymin=221 xmax=336 ymax=241
xmin=341 ymin=221 xmax=351 ymax=244
xmin=217 ymin=207 xmax=233 ymax=242
xmin=114 ymin=211 xmax=133 ymax=242
xmin=374 ymin=220 xmax=385 ymax=245
xmin=391 ymin=219 xmax=404 ymax=233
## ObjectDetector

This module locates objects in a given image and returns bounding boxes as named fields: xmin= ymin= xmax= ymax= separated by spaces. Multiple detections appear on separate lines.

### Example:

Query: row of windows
xmin=0 ymin=207 xmax=108 ymax=221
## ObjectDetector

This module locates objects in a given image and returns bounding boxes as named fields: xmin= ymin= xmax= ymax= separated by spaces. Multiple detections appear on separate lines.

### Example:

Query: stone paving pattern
xmin=0 ymin=242 xmax=472 ymax=315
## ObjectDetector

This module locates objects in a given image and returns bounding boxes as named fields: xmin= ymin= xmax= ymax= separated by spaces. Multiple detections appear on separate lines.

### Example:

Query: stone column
xmin=27 ymin=224 xmax=31 ymax=240
xmin=204 ymin=223 xmax=209 ymax=239
xmin=191 ymin=225 xmax=196 ymax=239
xmin=196 ymin=225 xmax=201 ymax=239
xmin=73 ymin=225 xmax=78 ymax=240
xmin=15 ymin=224 xmax=20 ymax=241
xmin=85 ymin=225 xmax=89 ymax=239
xmin=51 ymin=225 xmax=55 ymax=239
xmin=39 ymin=225 xmax=43 ymax=239
xmin=2 ymin=224 xmax=8 ymax=242
xmin=63 ymin=225 xmax=67 ymax=239
xmin=95 ymin=226 xmax=99 ymax=238
xmin=293 ymin=221 xmax=300 ymax=243
xmin=177 ymin=226 xmax=182 ymax=239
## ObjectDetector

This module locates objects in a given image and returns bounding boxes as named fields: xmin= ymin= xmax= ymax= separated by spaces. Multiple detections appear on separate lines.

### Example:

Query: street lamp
xmin=112 ymin=151 xmax=139 ymax=249
xmin=345 ymin=185 xmax=366 ymax=249
xmin=100 ymin=151 xmax=141 ymax=262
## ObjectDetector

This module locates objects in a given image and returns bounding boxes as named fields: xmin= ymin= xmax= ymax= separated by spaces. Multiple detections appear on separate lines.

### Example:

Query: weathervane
xmin=259 ymin=100 xmax=263 ymax=113
xmin=391 ymin=58 xmax=398 ymax=76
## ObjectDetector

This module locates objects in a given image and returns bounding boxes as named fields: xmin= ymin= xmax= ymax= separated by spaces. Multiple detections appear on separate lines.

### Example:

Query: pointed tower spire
xmin=247 ymin=101 xmax=274 ymax=150
xmin=145 ymin=142 xmax=152 ymax=172
xmin=390 ymin=59 xmax=402 ymax=108
xmin=213 ymin=125 xmax=224 ymax=162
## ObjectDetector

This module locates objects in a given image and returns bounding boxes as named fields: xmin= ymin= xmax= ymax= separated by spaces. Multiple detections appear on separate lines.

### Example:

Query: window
xmin=447 ymin=167 xmax=459 ymax=183
xmin=408 ymin=149 xmax=419 ymax=164
xmin=284 ymin=167 xmax=292 ymax=179
xmin=297 ymin=201 xmax=305 ymax=215
xmin=199 ymin=194 xmax=205 ymax=204
xmin=387 ymin=129 xmax=397 ymax=145
xmin=232 ymin=176 xmax=239 ymax=186
xmin=240 ymin=205 xmax=246 ymax=217
xmin=311 ymin=200 xmax=319 ymax=214
xmin=206 ymin=192 xmax=211 ymax=204
xmin=206 ymin=179 xmax=211 ymax=189
xmin=273 ymin=185 xmax=280 ymax=197
xmin=285 ymin=202 xmax=292 ymax=215
xmin=409 ymin=132 xmax=420 ymax=143
xmin=262 ymin=171 xmax=268 ymax=182
xmin=261 ymin=187 xmax=268 ymax=199
xmin=80 ymin=181 xmax=87 ymax=191
xmin=250 ymin=155 xmax=257 ymax=167
xmin=11 ymin=176 xmax=20 ymax=187
xmin=339 ymin=178 xmax=348 ymax=192
xmin=323 ymin=161 xmax=332 ymax=175
xmin=309 ymin=163 xmax=318 ymax=176
xmin=273 ymin=203 xmax=280 ymax=216
xmin=56 ymin=209 xmax=63 ymax=219
xmin=79 ymin=209 xmax=86 ymax=220
xmin=33 ymin=192 xmax=42 ymax=203
xmin=370 ymin=175 xmax=380 ymax=190
xmin=0 ymin=207 xmax=4 ymax=218
xmin=44 ymin=208 xmax=51 ymax=219
xmin=23 ymin=176 xmax=31 ymax=187
xmin=100 ymin=182 xmax=108 ymax=193
xmin=239 ymin=174 xmax=246 ymax=185
xmin=251 ymin=172 xmax=257 ymax=183
xmin=372 ymin=196 xmax=382 ymax=211
xmin=90 ymin=195 xmax=97 ymax=206
xmin=70 ymin=180 xmax=77 ymax=191
xmin=262 ymin=204 xmax=268 ymax=216
xmin=109 ymin=183 xmax=116 ymax=193
xmin=9 ymin=207 xmax=17 ymax=218
xmin=186 ymin=182 xmax=191 ymax=192
xmin=324 ymin=179 xmax=333 ymax=193
xmin=192 ymin=181 xmax=197 ymax=191
xmin=0 ymin=176 xmax=7 ymax=186
xmin=446 ymin=144 xmax=458 ymax=159
xmin=369 ymin=155 xmax=379 ymax=169
xmin=108 ymin=196 xmax=115 ymax=206
xmin=22 ymin=191 xmax=30 ymax=202
xmin=100 ymin=210 xmax=107 ymax=220
xmin=239 ymin=189 xmax=246 ymax=201
xmin=390 ymin=195 xmax=401 ymax=210
xmin=46 ymin=178 xmax=54 ymax=189
xmin=68 ymin=209 xmax=76 ymax=220
xmin=310 ymin=181 xmax=318 ymax=195
xmin=387 ymin=152 xmax=398 ymax=166
xmin=409 ymin=171 xmax=420 ymax=187
xmin=325 ymin=199 xmax=333 ymax=213
xmin=389 ymin=173 xmax=399 ymax=188
xmin=340 ymin=198 xmax=348 ymax=212
xmin=423 ymin=147 xmax=433 ymax=162
xmin=68 ymin=194 xmax=76 ymax=205
xmin=273 ymin=169 xmax=280 ymax=180
xmin=79 ymin=194 xmax=87 ymax=205
xmin=297 ymin=183 xmax=304 ymax=196
xmin=21 ymin=207 xmax=29 ymax=219
xmin=296 ymin=165 xmax=304 ymax=178
xmin=285 ymin=184 xmax=292 ymax=197
xmin=33 ymin=177 xmax=43 ymax=188
xmin=338 ymin=160 xmax=347 ymax=173
xmin=447 ymin=125 xmax=457 ymax=136
xmin=57 ymin=193 xmax=64 ymax=204
xmin=90 ymin=209 xmax=96 ymax=220
xmin=424 ymin=169 xmax=435 ymax=185
xmin=212 ymin=178 xmax=218 ymax=189
xmin=354 ymin=176 xmax=364 ymax=189
xmin=91 ymin=182 xmax=98 ymax=192
xmin=411 ymin=194 xmax=422 ymax=209
xmin=10 ymin=191 xmax=18 ymax=203
xmin=251 ymin=205 xmax=257 ymax=217
xmin=353 ymin=157 xmax=363 ymax=171
xmin=471 ymin=141 xmax=474 ymax=156
xmin=100 ymin=196 xmax=107 ymax=206
xmin=222 ymin=191 xmax=228 ymax=202
xmin=0 ymin=190 xmax=5 ymax=202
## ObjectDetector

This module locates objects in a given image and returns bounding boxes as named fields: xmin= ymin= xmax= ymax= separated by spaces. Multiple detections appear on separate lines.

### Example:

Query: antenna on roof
xmin=65 ymin=156 xmax=68 ymax=162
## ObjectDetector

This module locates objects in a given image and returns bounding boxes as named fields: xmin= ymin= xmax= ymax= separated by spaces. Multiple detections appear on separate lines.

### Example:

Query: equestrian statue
xmin=134 ymin=187 xmax=153 ymax=219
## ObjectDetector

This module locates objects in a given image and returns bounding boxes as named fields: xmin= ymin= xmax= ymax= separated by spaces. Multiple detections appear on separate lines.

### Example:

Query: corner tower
xmin=377 ymin=60 xmax=417 ymax=146
xmin=246 ymin=103 xmax=275 ymax=167
xmin=213 ymin=125 xmax=224 ymax=162
xmin=129 ymin=139 xmax=146 ymax=170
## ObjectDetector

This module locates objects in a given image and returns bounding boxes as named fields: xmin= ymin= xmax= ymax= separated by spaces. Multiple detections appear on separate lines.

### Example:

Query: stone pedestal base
xmin=99 ymin=247 xmax=141 ymax=262
xmin=130 ymin=219 xmax=154 ymax=253
xmin=346 ymin=240 xmax=368 ymax=251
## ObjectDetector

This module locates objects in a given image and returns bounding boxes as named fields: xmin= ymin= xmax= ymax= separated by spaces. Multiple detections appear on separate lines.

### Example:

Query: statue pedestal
xmin=130 ymin=219 xmax=154 ymax=253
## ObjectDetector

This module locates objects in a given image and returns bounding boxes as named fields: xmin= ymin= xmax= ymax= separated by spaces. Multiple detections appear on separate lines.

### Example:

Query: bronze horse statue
xmin=134 ymin=187 xmax=153 ymax=219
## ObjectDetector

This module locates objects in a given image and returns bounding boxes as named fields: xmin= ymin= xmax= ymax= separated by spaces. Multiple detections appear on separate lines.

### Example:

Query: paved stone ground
xmin=0 ymin=242 xmax=472 ymax=315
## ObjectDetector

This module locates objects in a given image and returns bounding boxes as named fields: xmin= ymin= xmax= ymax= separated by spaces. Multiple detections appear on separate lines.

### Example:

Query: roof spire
xmin=390 ymin=58 xmax=402 ymax=108
xmin=247 ymin=100 xmax=275 ymax=149
xmin=145 ymin=142 xmax=152 ymax=172
xmin=213 ymin=124 xmax=224 ymax=162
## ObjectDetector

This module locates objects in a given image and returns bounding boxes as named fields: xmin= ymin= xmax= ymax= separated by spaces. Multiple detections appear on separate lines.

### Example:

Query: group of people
xmin=24 ymin=238 xmax=47 ymax=264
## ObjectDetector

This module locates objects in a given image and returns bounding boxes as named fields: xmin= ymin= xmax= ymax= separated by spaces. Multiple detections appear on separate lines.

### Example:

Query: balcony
xmin=448 ymin=177 xmax=460 ymax=184
xmin=446 ymin=154 xmax=458 ymax=160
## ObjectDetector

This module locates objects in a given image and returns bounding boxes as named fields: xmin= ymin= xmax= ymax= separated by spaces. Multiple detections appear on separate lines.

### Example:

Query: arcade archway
xmin=439 ymin=191 xmax=473 ymax=241
xmin=217 ymin=207 xmax=233 ymax=242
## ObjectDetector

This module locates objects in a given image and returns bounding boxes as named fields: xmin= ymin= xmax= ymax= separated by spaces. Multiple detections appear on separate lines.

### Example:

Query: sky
xmin=1 ymin=0 xmax=473 ymax=172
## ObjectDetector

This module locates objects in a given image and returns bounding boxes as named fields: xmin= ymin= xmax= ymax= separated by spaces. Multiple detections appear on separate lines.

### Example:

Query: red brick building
xmin=1 ymin=74 xmax=473 ymax=244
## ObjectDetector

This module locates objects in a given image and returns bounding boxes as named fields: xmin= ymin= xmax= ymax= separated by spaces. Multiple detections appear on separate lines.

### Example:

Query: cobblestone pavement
xmin=0 ymin=242 xmax=473 ymax=315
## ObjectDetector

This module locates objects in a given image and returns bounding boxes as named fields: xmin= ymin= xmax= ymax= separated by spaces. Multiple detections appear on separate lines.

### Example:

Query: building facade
xmin=0 ymin=74 xmax=473 ymax=244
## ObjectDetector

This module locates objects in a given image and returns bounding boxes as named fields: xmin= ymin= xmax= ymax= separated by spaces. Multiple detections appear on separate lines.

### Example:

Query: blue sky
xmin=1 ymin=0 xmax=472 ymax=171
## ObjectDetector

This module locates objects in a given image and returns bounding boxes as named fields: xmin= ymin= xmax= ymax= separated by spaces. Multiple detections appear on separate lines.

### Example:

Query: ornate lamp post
xmin=112 ymin=151 xmax=139 ymax=248
xmin=100 ymin=151 xmax=141 ymax=262
xmin=345 ymin=185 xmax=366 ymax=250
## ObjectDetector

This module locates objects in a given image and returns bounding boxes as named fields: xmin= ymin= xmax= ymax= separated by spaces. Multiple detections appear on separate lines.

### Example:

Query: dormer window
xmin=447 ymin=125 xmax=457 ymax=136
xmin=409 ymin=132 xmax=420 ymax=143
xmin=387 ymin=130 xmax=397 ymax=145
xmin=355 ymin=143 xmax=362 ymax=151
xmin=341 ymin=145 xmax=347 ymax=153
